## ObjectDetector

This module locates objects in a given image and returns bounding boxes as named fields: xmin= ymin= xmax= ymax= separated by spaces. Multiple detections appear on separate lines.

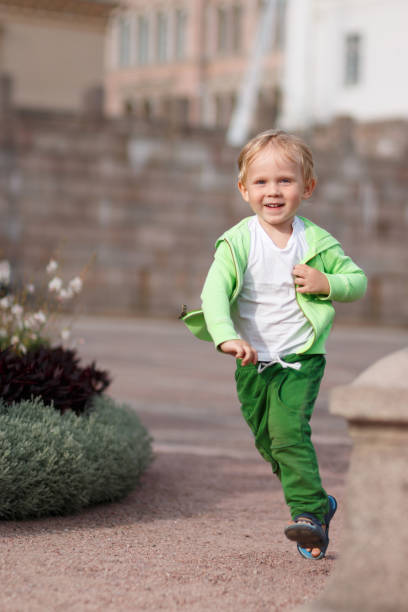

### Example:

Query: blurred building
xmin=281 ymin=0 xmax=408 ymax=129
xmin=0 ymin=0 xmax=115 ymax=112
xmin=106 ymin=0 xmax=408 ymax=131
xmin=105 ymin=0 xmax=285 ymax=128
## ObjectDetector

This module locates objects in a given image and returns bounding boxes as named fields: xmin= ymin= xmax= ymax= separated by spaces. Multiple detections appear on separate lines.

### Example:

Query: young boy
xmin=181 ymin=129 xmax=367 ymax=559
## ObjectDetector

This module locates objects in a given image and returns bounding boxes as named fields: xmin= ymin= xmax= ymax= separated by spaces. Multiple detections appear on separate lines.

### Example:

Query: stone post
xmin=303 ymin=347 xmax=408 ymax=611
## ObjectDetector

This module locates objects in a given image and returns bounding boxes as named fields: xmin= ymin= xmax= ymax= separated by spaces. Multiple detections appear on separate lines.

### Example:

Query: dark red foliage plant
xmin=0 ymin=346 xmax=111 ymax=415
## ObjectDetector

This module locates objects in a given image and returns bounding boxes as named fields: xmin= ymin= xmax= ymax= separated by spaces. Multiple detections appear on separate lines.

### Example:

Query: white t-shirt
xmin=231 ymin=216 xmax=313 ymax=360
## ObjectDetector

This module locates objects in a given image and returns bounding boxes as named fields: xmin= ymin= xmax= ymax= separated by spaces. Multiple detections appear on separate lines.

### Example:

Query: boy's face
xmin=238 ymin=144 xmax=315 ymax=234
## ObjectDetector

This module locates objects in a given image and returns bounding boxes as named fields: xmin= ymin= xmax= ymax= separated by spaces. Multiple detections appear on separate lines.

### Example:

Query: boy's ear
xmin=238 ymin=180 xmax=249 ymax=202
xmin=303 ymin=179 xmax=316 ymax=199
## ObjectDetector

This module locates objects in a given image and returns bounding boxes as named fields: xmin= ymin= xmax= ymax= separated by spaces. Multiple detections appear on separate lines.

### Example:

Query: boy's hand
xmin=293 ymin=264 xmax=330 ymax=295
xmin=219 ymin=339 xmax=258 ymax=366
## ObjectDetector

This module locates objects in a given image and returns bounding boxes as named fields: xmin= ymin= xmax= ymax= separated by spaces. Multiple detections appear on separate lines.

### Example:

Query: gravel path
xmin=1 ymin=319 xmax=407 ymax=611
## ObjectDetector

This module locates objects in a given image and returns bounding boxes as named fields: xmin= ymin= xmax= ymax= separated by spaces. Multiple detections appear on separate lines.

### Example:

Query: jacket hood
xmin=215 ymin=216 xmax=253 ymax=248
xmin=300 ymin=217 xmax=341 ymax=260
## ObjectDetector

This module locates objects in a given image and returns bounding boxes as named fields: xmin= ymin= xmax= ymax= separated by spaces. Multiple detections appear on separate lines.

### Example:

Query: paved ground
xmin=1 ymin=318 xmax=408 ymax=611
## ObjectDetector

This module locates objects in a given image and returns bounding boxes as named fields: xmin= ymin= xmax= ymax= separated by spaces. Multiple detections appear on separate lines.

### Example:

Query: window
xmin=256 ymin=0 xmax=272 ymax=52
xmin=156 ymin=12 xmax=168 ymax=63
xmin=123 ymin=99 xmax=135 ymax=115
xmin=214 ymin=93 xmax=232 ymax=127
xmin=215 ymin=94 xmax=224 ymax=127
xmin=204 ymin=3 xmax=211 ymax=58
xmin=175 ymin=8 xmax=187 ymax=60
xmin=176 ymin=98 xmax=190 ymax=125
xmin=137 ymin=15 xmax=149 ymax=65
xmin=257 ymin=0 xmax=286 ymax=52
xmin=231 ymin=5 xmax=242 ymax=54
xmin=118 ymin=15 xmax=131 ymax=67
xmin=344 ymin=33 xmax=362 ymax=86
xmin=257 ymin=0 xmax=267 ymax=13
xmin=142 ymin=99 xmax=153 ymax=119
xmin=275 ymin=0 xmax=286 ymax=50
xmin=226 ymin=92 xmax=236 ymax=124
xmin=217 ymin=7 xmax=228 ymax=54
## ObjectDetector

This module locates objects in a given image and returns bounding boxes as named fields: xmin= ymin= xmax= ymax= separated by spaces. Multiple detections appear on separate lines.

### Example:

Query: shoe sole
xmin=296 ymin=496 xmax=338 ymax=560
xmin=284 ymin=522 xmax=325 ymax=548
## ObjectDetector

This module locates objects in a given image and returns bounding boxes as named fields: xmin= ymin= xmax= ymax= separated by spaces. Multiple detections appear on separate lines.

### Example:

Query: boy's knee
xmin=268 ymin=413 xmax=308 ymax=449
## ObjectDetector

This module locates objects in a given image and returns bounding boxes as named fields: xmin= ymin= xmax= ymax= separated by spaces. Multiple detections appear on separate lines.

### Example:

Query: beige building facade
xmin=105 ymin=0 xmax=285 ymax=128
xmin=0 ymin=0 xmax=115 ymax=112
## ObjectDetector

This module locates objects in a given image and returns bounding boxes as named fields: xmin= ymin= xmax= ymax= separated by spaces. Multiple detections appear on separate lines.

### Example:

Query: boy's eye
xmin=255 ymin=179 xmax=266 ymax=185
xmin=280 ymin=178 xmax=291 ymax=183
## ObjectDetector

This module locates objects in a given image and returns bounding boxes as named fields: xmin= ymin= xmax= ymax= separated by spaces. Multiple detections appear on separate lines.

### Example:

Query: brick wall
xmin=0 ymin=95 xmax=407 ymax=326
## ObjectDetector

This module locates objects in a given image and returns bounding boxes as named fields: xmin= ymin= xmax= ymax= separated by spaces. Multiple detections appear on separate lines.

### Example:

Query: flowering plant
xmin=0 ymin=258 xmax=84 ymax=354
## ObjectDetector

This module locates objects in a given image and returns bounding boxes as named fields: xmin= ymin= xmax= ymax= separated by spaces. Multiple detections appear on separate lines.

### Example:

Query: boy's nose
xmin=268 ymin=183 xmax=281 ymax=195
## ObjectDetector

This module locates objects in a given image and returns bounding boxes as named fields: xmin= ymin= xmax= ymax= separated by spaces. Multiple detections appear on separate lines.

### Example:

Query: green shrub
xmin=0 ymin=395 xmax=153 ymax=520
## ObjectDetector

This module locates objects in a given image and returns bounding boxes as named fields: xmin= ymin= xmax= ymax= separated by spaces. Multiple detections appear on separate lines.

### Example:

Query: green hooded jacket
xmin=181 ymin=215 xmax=367 ymax=354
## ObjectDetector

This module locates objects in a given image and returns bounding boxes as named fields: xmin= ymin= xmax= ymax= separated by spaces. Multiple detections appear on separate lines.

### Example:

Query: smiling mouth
xmin=265 ymin=203 xmax=284 ymax=208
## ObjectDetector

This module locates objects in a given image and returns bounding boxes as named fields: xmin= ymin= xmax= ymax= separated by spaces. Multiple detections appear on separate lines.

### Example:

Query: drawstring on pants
xmin=257 ymin=355 xmax=302 ymax=374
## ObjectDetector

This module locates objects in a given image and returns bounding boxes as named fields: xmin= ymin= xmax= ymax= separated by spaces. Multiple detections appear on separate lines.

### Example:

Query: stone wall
xmin=0 ymin=86 xmax=407 ymax=325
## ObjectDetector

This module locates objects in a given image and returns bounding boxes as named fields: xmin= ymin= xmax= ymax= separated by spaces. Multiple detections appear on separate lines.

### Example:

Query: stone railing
xmin=303 ymin=347 xmax=408 ymax=611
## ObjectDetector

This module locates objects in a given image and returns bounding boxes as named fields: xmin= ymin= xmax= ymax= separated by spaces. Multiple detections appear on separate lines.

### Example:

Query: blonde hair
xmin=237 ymin=129 xmax=317 ymax=187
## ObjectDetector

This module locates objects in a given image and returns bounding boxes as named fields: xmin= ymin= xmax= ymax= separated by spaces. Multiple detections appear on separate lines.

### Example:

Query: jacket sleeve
xmin=320 ymin=244 xmax=367 ymax=302
xmin=200 ymin=240 xmax=241 ymax=347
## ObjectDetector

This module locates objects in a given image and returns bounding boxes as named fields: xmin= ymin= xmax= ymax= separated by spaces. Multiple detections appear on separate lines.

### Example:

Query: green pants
xmin=235 ymin=353 xmax=329 ymax=522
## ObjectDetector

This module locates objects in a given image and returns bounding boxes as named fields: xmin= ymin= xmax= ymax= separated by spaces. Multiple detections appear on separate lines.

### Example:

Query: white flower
xmin=68 ymin=277 xmax=83 ymax=294
xmin=0 ymin=260 xmax=10 ymax=283
xmin=0 ymin=296 xmax=11 ymax=309
xmin=10 ymin=335 xmax=19 ymax=345
xmin=24 ymin=314 xmax=36 ymax=329
xmin=33 ymin=311 xmax=47 ymax=325
xmin=48 ymin=277 xmax=63 ymax=292
xmin=19 ymin=344 xmax=27 ymax=354
xmin=60 ymin=328 xmax=71 ymax=342
xmin=24 ymin=315 xmax=35 ymax=329
xmin=58 ymin=288 xmax=74 ymax=300
xmin=24 ymin=311 xmax=46 ymax=330
xmin=46 ymin=260 xmax=58 ymax=275
xmin=2 ymin=313 xmax=12 ymax=325
xmin=0 ymin=329 xmax=7 ymax=338
xmin=11 ymin=304 xmax=23 ymax=318
xmin=26 ymin=283 xmax=35 ymax=294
